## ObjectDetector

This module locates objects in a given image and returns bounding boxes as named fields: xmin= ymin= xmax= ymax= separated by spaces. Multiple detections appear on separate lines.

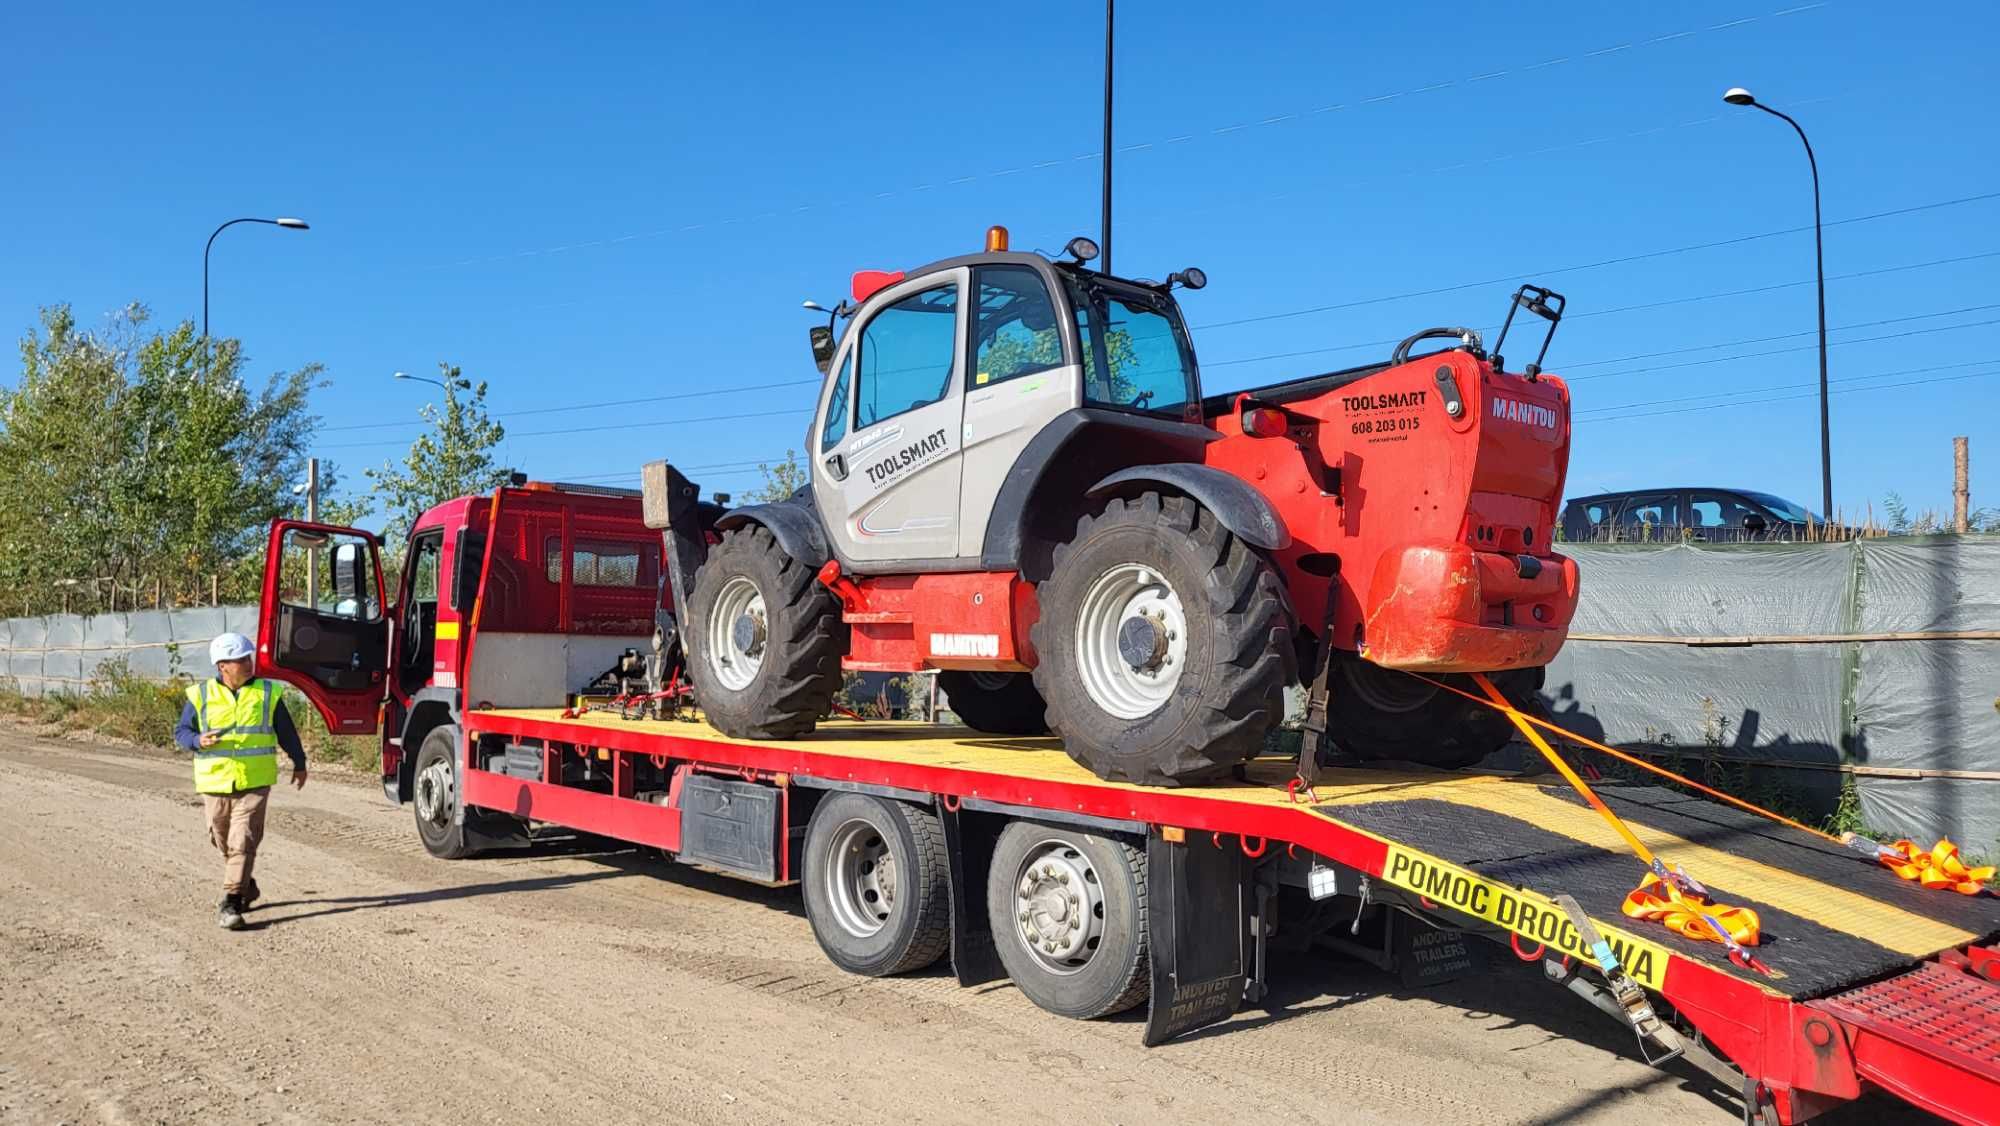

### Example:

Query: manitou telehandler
xmin=647 ymin=227 xmax=1579 ymax=786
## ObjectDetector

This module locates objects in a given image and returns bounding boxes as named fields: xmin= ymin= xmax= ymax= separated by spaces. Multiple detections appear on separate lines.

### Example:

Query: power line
xmin=320 ymin=377 xmax=820 ymax=433
xmin=1559 ymin=303 xmax=2000 ymax=372
xmin=430 ymin=4 xmax=1829 ymax=270
xmin=1192 ymin=190 xmax=2000 ymax=332
xmin=316 ymin=408 xmax=811 ymax=451
xmin=1201 ymin=252 xmax=2000 ymax=374
xmin=337 ymin=239 xmax=2000 ymax=449
xmin=1571 ymin=316 xmax=2000 ymax=383
xmin=1574 ymin=359 xmax=1994 ymax=417
xmin=1582 ymin=367 xmax=2000 ymax=424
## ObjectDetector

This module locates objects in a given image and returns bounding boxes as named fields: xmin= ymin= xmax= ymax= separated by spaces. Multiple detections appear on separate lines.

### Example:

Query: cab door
xmin=257 ymin=520 xmax=390 ymax=734
xmin=814 ymin=269 xmax=968 ymax=567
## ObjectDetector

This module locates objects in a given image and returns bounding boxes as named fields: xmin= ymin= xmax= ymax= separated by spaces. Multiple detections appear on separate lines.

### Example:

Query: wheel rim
xmin=968 ymin=671 xmax=1014 ymax=692
xmin=1074 ymin=562 xmax=1187 ymax=720
xmin=414 ymin=756 xmax=453 ymax=830
xmin=1010 ymin=839 xmax=1106 ymax=975
xmin=822 ymin=818 xmax=897 ymax=939
xmin=706 ymin=575 xmax=767 ymax=692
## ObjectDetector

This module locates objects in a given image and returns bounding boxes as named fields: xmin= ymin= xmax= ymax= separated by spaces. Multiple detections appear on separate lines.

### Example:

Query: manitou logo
xmin=930 ymin=633 xmax=1001 ymax=658
xmin=1491 ymin=396 xmax=1559 ymax=431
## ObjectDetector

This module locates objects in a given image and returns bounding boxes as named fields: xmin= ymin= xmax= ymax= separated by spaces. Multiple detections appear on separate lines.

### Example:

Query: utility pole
xmin=304 ymin=457 xmax=321 ymax=605
xmin=1954 ymin=437 xmax=1970 ymax=534
xmin=1101 ymin=0 xmax=1113 ymax=275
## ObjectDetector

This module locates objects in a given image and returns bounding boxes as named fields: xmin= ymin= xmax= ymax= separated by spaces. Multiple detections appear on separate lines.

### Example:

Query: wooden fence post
xmin=1954 ymin=436 xmax=1970 ymax=534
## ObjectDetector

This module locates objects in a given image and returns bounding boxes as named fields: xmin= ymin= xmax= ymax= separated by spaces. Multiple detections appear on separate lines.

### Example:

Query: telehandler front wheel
xmin=1030 ymin=492 xmax=1295 ymax=786
xmin=685 ymin=525 xmax=846 ymax=739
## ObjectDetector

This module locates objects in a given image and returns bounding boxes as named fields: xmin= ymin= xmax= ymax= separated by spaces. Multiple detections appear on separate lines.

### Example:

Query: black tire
xmin=1329 ymin=657 xmax=1542 ymax=769
xmin=685 ymin=525 xmax=846 ymax=739
xmin=801 ymin=792 xmax=951 ymax=977
xmin=938 ymin=670 xmax=1049 ymax=735
xmin=986 ymin=821 xmax=1148 ymax=1019
xmin=1030 ymin=492 xmax=1296 ymax=786
xmin=411 ymin=725 xmax=478 ymax=860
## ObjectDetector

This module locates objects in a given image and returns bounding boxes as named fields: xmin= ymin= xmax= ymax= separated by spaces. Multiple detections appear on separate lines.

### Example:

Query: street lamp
xmin=392 ymin=369 xmax=472 ymax=392
xmin=203 ymin=216 xmax=310 ymax=376
xmin=1723 ymin=87 xmax=1831 ymax=521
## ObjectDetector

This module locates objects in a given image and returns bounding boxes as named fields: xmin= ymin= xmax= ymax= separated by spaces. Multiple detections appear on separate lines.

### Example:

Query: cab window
xmin=856 ymin=284 xmax=958 ymax=428
xmin=821 ymin=350 xmax=853 ymax=450
xmin=407 ymin=533 xmax=441 ymax=601
xmin=1066 ymin=275 xmax=1197 ymax=417
xmin=973 ymin=266 xmax=1064 ymax=388
xmin=276 ymin=527 xmax=381 ymax=621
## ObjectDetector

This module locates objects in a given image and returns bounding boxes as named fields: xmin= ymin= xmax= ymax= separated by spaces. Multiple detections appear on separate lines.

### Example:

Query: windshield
xmin=1063 ymin=273 xmax=1199 ymax=419
xmin=1741 ymin=491 xmax=1820 ymax=523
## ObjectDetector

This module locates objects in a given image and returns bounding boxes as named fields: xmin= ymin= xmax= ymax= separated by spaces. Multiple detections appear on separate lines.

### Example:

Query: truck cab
xmin=255 ymin=481 xmax=668 ymax=804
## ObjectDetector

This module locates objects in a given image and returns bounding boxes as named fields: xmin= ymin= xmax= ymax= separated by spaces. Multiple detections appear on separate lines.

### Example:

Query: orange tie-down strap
xmin=1460 ymin=673 xmax=1770 ymax=968
xmin=1877 ymin=839 xmax=1996 ymax=895
xmin=1409 ymin=670 xmax=1992 ymax=900
xmin=1623 ymin=873 xmax=1762 ymax=945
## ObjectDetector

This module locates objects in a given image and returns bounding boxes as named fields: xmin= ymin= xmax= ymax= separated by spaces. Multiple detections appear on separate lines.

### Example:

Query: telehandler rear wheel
xmin=938 ymin=671 xmax=1048 ymax=735
xmin=685 ymin=525 xmax=846 ymax=738
xmin=1329 ymin=656 xmax=1541 ymax=769
xmin=1030 ymin=492 xmax=1294 ymax=786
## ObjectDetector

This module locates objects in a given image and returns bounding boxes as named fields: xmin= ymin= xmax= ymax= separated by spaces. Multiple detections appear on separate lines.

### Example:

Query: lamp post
xmin=203 ymin=216 xmax=309 ymax=376
xmin=1723 ymin=87 xmax=1831 ymax=520
xmin=392 ymin=369 xmax=471 ymax=394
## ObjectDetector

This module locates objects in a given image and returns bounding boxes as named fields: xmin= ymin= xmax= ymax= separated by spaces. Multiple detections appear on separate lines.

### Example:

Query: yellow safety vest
xmin=185 ymin=678 xmax=281 ymax=794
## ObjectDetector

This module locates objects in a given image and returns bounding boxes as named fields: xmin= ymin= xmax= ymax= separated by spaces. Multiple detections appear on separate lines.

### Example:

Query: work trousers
xmin=201 ymin=786 xmax=270 ymax=895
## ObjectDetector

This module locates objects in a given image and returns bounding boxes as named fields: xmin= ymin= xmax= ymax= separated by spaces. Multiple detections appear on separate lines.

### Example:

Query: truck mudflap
xmin=1142 ymin=832 xmax=1251 ymax=1045
xmin=1362 ymin=541 xmax=1578 ymax=670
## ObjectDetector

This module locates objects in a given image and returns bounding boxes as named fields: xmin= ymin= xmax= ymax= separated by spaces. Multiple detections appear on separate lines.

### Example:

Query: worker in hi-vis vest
xmin=173 ymin=632 xmax=308 ymax=930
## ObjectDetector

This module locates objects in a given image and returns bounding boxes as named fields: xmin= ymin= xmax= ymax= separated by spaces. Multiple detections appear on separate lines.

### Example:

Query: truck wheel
xmin=1330 ymin=656 xmax=1541 ymax=769
xmin=412 ymin=726 xmax=479 ymax=860
xmin=686 ymin=525 xmax=845 ymax=739
xmin=801 ymin=792 xmax=951 ymax=977
xmin=986 ymin=821 xmax=1148 ymax=1019
xmin=938 ymin=671 xmax=1048 ymax=735
xmin=1031 ymin=492 xmax=1295 ymax=786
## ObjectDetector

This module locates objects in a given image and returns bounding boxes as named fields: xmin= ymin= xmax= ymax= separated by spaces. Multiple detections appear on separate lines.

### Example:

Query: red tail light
xmin=1242 ymin=407 xmax=1290 ymax=438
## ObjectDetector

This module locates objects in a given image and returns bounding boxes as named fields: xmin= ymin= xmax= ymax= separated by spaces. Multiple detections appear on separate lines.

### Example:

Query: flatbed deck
xmin=463 ymin=708 xmax=2000 ymax=1123
xmin=470 ymin=709 xmax=1995 ymax=997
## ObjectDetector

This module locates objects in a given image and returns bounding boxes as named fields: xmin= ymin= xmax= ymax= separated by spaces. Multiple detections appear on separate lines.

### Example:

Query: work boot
xmin=217 ymin=896 xmax=246 ymax=931
xmin=240 ymin=879 xmax=261 ymax=911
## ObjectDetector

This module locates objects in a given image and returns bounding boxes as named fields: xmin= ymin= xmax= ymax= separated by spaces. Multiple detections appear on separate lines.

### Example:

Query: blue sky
xmin=4 ymin=1 xmax=1995 ymax=523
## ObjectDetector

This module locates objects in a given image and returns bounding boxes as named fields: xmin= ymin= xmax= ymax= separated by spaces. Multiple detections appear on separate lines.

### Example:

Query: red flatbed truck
xmin=259 ymin=481 xmax=2000 ymax=1125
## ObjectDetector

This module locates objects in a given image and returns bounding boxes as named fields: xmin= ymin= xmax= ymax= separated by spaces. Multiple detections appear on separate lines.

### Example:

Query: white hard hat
xmin=209 ymin=632 xmax=255 ymax=664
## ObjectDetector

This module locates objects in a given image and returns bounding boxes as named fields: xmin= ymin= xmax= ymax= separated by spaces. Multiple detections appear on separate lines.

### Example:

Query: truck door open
xmin=258 ymin=520 xmax=390 ymax=734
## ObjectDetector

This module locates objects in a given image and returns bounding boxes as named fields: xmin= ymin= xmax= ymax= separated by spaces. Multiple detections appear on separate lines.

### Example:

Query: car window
xmin=1689 ymin=492 xmax=1760 ymax=529
xmin=1619 ymin=493 xmax=1680 ymax=528
xmin=857 ymin=284 xmax=958 ymax=428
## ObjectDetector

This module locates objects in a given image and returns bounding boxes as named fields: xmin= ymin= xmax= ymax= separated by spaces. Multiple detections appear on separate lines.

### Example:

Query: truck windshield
xmin=1064 ymin=274 xmax=1199 ymax=419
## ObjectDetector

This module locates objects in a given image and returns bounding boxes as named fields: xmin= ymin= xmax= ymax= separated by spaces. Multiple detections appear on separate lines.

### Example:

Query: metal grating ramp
xmin=1816 ymin=963 xmax=2000 ymax=1079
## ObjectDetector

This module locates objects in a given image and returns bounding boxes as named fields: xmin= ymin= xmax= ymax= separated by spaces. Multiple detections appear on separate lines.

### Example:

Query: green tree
xmin=365 ymin=364 xmax=509 ymax=545
xmin=748 ymin=449 xmax=807 ymax=502
xmin=0 ymin=303 xmax=322 ymax=612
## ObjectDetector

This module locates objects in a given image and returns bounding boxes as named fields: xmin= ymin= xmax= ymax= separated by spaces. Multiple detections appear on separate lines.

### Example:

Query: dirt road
xmin=0 ymin=725 xmax=1921 ymax=1126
